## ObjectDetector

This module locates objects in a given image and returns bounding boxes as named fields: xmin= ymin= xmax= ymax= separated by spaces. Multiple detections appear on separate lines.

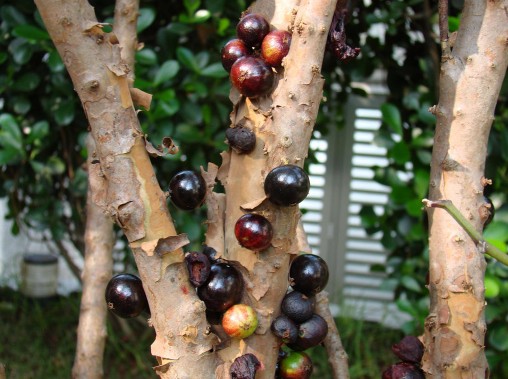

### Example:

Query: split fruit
xmin=382 ymin=362 xmax=425 ymax=379
xmin=234 ymin=213 xmax=273 ymax=251
xmin=222 ymin=304 xmax=258 ymax=339
xmin=184 ymin=251 xmax=211 ymax=287
xmin=279 ymin=351 xmax=313 ymax=379
xmin=264 ymin=165 xmax=310 ymax=206
xmin=289 ymin=254 xmax=329 ymax=296
xmin=105 ymin=273 xmax=148 ymax=318
xmin=168 ymin=170 xmax=207 ymax=210
xmin=225 ymin=126 xmax=256 ymax=154
xmin=197 ymin=262 xmax=244 ymax=312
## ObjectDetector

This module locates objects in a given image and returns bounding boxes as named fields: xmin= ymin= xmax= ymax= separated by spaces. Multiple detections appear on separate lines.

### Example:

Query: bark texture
xmin=423 ymin=2 xmax=508 ymax=377
xmin=72 ymin=138 xmax=115 ymax=379
xmin=35 ymin=1 xmax=217 ymax=377
xmin=215 ymin=0 xmax=338 ymax=377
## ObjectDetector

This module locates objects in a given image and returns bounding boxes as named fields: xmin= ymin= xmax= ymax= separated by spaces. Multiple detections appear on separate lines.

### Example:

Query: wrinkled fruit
xmin=234 ymin=213 xmax=273 ymax=251
xmin=221 ymin=38 xmax=251 ymax=72
xmin=264 ymin=165 xmax=310 ymax=206
xmin=197 ymin=262 xmax=244 ymax=312
xmin=483 ymin=196 xmax=495 ymax=229
xmin=230 ymin=56 xmax=274 ymax=98
xmin=271 ymin=314 xmax=299 ymax=344
xmin=226 ymin=126 xmax=256 ymax=154
xmin=287 ymin=314 xmax=328 ymax=351
xmin=382 ymin=362 xmax=425 ymax=379
xmin=392 ymin=336 xmax=424 ymax=364
xmin=105 ymin=273 xmax=148 ymax=318
xmin=281 ymin=291 xmax=315 ymax=323
xmin=261 ymin=30 xmax=292 ymax=68
xmin=185 ymin=251 xmax=211 ymax=287
xmin=279 ymin=351 xmax=313 ymax=379
xmin=290 ymin=254 xmax=329 ymax=296
xmin=168 ymin=170 xmax=207 ymax=210
xmin=236 ymin=13 xmax=270 ymax=48
xmin=222 ymin=303 xmax=258 ymax=339
xmin=230 ymin=353 xmax=263 ymax=379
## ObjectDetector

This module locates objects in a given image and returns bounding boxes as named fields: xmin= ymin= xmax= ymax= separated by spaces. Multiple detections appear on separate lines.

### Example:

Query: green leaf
xmin=54 ymin=100 xmax=75 ymax=126
xmin=484 ymin=221 xmax=508 ymax=251
xmin=27 ymin=121 xmax=49 ymax=144
xmin=47 ymin=50 xmax=65 ymax=73
xmin=8 ymin=39 xmax=33 ymax=65
xmin=176 ymin=47 xmax=200 ymax=72
xmin=489 ymin=325 xmax=508 ymax=351
xmin=11 ymin=96 xmax=31 ymax=115
xmin=154 ymin=60 xmax=180 ymax=85
xmin=201 ymin=63 xmax=229 ymax=78
xmin=0 ymin=5 xmax=27 ymax=26
xmin=359 ymin=205 xmax=379 ymax=232
xmin=0 ymin=148 xmax=23 ymax=165
xmin=381 ymin=103 xmax=402 ymax=135
xmin=135 ymin=49 xmax=158 ymax=66
xmin=47 ymin=156 xmax=65 ymax=175
xmin=11 ymin=72 xmax=41 ymax=92
xmin=388 ymin=141 xmax=410 ymax=165
xmin=0 ymin=113 xmax=22 ymax=142
xmin=449 ymin=17 xmax=460 ymax=33
xmin=485 ymin=275 xmax=501 ymax=298
xmin=137 ymin=8 xmax=156 ymax=33
xmin=12 ymin=24 xmax=50 ymax=41
xmin=184 ymin=0 xmax=200 ymax=15
xmin=395 ymin=298 xmax=419 ymax=318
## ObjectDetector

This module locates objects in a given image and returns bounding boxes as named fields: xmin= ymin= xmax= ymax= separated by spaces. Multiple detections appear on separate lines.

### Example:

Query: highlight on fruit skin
xmin=261 ymin=30 xmax=292 ymax=68
xmin=289 ymin=253 xmax=329 ymax=296
xmin=236 ymin=13 xmax=270 ymax=49
xmin=197 ymin=262 xmax=244 ymax=312
xmin=230 ymin=56 xmax=274 ymax=98
xmin=105 ymin=273 xmax=149 ymax=318
xmin=222 ymin=303 xmax=259 ymax=339
xmin=264 ymin=165 xmax=310 ymax=207
xmin=279 ymin=351 xmax=313 ymax=379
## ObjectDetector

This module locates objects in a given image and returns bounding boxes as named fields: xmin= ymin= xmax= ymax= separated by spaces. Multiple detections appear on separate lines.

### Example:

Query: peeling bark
xmin=35 ymin=1 xmax=217 ymax=377
xmin=423 ymin=1 xmax=508 ymax=377
xmin=72 ymin=136 xmax=115 ymax=379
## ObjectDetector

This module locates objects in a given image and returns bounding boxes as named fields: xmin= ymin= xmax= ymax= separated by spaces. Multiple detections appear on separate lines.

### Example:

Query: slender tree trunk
xmin=423 ymin=2 xmax=508 ymax=377
xmin=72 ymin=138 xmax=115 ymax=379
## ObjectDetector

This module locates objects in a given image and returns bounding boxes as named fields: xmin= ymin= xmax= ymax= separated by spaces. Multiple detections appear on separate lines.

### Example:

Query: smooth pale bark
xmin=72 ymin=138 xmax=115 ymax=379
xmin=423 ymin=1 xmax=508 ymax=377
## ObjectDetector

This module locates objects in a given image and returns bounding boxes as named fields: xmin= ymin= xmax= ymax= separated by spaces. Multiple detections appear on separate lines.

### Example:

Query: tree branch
xmin=438 ymin=0 xmax=451 ymax=58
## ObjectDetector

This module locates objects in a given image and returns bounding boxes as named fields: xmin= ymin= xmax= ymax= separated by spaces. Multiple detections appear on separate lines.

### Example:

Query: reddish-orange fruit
xmin=261 ymin=30 xmax=292 ymax=67
xmin=230 ymin=56 xmax=274 ymax=98
xmin=222 ymin=304 xmax=259 ymax=339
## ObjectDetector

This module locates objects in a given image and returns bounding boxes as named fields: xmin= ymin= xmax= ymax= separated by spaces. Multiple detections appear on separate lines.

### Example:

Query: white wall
xmin=0 ymin=198 xmax=82 ymax=294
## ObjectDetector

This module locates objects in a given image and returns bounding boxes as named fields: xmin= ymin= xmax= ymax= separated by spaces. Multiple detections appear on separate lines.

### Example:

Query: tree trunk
xmin=423 ymin=1 xmax=508 ymax=377
xmin=72 ymin=138 xmax=115 ymax=379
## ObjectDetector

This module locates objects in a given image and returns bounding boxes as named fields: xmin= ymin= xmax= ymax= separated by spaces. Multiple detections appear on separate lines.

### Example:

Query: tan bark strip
xmin=113 ymin=0 xmax=139 ymax=78
xmin=423 ymin=1 xmax=508 ymax=377
xmin=72 ymin=136 xmax=115 ymax=379
xmin=35 ymin=1 xmax=217 ymax=377
xmin=219 ymin=0 xmax=338 ymax=377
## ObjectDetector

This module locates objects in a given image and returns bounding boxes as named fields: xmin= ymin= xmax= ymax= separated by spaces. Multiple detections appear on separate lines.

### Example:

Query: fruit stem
xmin=422 ymin=199 xmax=508 ymax=266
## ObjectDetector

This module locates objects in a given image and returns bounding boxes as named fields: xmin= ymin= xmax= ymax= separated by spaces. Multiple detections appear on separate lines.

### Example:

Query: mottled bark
xmin=423 ymin=1 xmax=508 ymax=377
xmin=72 ymin=138 xmax=115 ymax=379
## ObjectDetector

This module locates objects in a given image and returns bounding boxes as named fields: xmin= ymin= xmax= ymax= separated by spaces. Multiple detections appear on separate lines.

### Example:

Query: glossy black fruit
xmin=261 ymin=30 xmax=292 ymax=67
xmin=289 ymin=254 xmax=329 ymax=296
xmin=236 ymin=13 xmax=270 ymax=48
xmin=281 ymin=291 xmax=315 ymax=323
xmin=105 ymin=273 xmax=148 ymax=318
xmin=197 ymin=262 xmax=244 ymax=312
xmin=226 ymin=127 xmax=256 ymax=154
xmin=271 ymin=314 xmax=299 ymax=344
xmin=230 ymin=56 xmax=274 ymax=98
xmin=264 ymin=165 xmax=310 ymax=206
xmin=234 ymin=213 xmax=273 ymax=251
xmin=287 ymin=314 xmax=328 ymax=351
xmin=202 ymin=245 xmax=218 ymax=262
xmin=168 ymin=170 xmax=207 ymax=210
xmin=221 ymin=39 xmax=251 ymax=72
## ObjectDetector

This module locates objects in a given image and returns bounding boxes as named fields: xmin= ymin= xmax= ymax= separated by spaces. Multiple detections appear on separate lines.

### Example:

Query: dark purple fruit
xmin=392 ymin=336 xmax=424 ymax=364
xmin=230 ymin=353 xmax=263 ymax=379
xmin=261 ymin=30 xmax=292 ymax=67
xmin=264 ymin=165 xmax=310 ymax=206
xmin=105 ymin=273 xmax=148 ymax=318
xmin=197 ymin=262 xmax=244 ymax=312
xmin=202 ymin=245 xmax=218 ymax=262
xmin=230 ymin=56 xmax=274 ymax=98
xmin=382 ymin=362 xmax=425 ymax=379
xmin=287 ymin=314 xmax=328 ymax=351
xmin=168 ymin=170 xmax=207 ymax=210
xmin=226 ymin=127 xmax=256 ymax=154
xmin=279 ymin=351 xmax=313 ymax=379
xmin=185 ymin=251 xmax=211 ymax=287
xmin=205 ymin=309 xmax=223 ymax=325
xmin=289 ymin=254 xmax=329 ymax=296
xmin=221 ymin=39 xmax=251 ymax=72
xmin=234 ymin=213 xmax=273 ymax=251
xmin=271 ymin=314 xmax=299 ymax=344
xmin=236 ymin=14 xmax=270 ymax=48
xmin=281 ymin=291 xmax=315 ymax=323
